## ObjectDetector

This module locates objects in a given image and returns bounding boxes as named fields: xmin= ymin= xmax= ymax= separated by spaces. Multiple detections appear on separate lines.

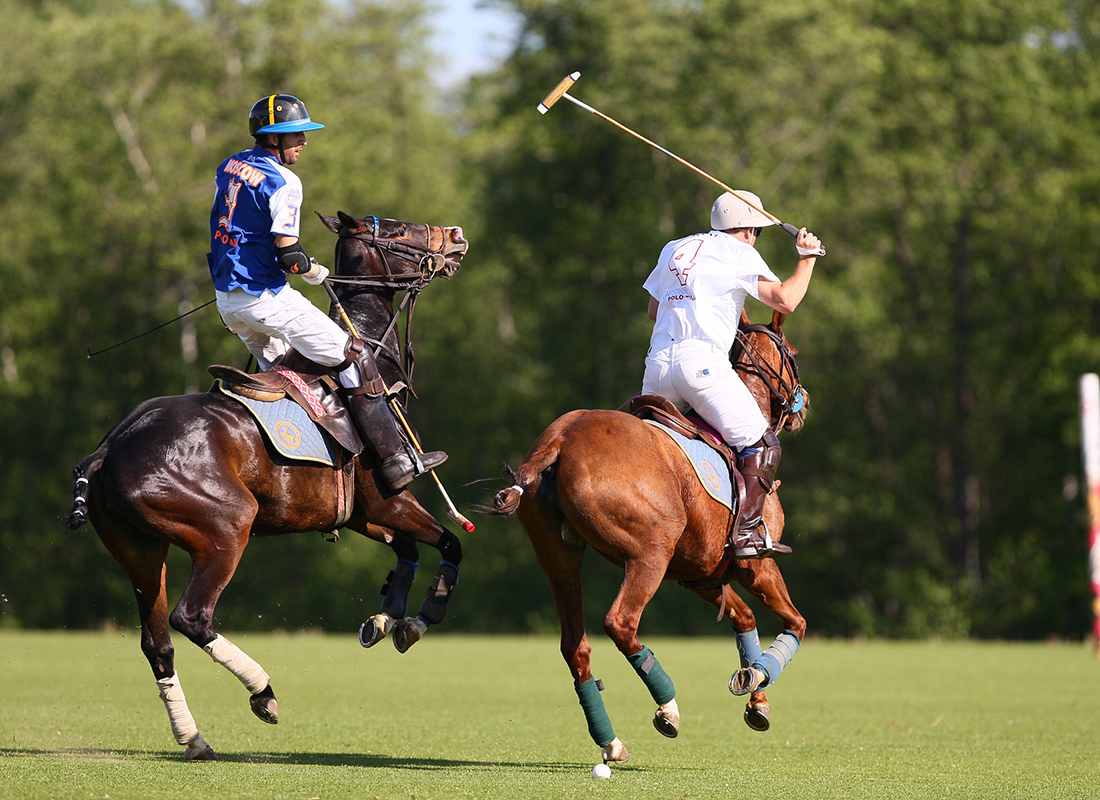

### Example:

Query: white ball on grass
xmin=592 ymin=763 xmax=612 ymax=779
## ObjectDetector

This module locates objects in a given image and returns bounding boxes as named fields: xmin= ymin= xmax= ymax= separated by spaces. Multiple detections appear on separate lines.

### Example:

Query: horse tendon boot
xmin=734 ymin=429 xmax=791 ymax=559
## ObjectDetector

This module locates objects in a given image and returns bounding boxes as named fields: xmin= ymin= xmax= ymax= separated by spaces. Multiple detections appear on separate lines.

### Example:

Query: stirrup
xmin=733 ymin=523 xmax=792 ymax=560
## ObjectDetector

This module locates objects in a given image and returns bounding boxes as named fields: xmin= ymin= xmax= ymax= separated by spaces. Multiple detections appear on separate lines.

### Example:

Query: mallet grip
xmin=537 ymin=71 xmax=581 ymax=114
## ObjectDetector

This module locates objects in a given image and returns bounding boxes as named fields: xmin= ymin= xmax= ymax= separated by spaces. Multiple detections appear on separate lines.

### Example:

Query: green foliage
xmin=2 ymin=0 xmax=1100 ymax=640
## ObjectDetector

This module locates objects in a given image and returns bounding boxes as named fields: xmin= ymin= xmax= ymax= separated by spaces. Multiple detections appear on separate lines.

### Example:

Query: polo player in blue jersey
xmin=208 ymin=94 xmax=446 ymax=492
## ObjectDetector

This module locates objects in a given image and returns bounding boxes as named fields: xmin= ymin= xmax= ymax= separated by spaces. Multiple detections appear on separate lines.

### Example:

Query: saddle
xmin=628 ymin=394 xmax=747 ymax=591
xmin=208 ymin=351 xmax=363 ymax=455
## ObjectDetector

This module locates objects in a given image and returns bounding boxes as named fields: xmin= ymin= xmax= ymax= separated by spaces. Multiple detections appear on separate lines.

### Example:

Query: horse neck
xmin=337 ymin=289 xmax=396 ymax=345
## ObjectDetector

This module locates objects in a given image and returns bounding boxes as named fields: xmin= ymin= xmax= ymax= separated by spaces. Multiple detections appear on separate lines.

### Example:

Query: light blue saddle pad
xmin=217 ymin=383 xmax=339 ymax=466
xmin=644 ymin=420 xmax=734 ymax=511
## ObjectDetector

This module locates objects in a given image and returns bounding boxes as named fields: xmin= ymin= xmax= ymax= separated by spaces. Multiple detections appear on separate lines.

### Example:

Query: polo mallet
xmin=538 ymin=71 xmax=824 ymax=255
xmin=322 ymin=280 xmax=475 ymax=533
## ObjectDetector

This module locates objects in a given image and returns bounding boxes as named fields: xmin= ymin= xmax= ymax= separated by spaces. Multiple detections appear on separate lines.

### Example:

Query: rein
xmin=733 ymin=323 xmax=805 ymax=431
xmin=328 ymin=218 xmax=452 ymax=397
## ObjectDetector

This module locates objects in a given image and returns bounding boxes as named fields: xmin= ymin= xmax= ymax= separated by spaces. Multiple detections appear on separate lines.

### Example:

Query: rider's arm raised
xmin=756 ymin=228 xmax=819 ymax=314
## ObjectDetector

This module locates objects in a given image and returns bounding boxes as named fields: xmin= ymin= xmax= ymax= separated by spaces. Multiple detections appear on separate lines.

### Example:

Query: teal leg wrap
xmin=734 ymin=627 xmax=762 ymax=669
xmin=575 ymin=678 xmax=616 ymax=746
xmin=626 ymin=646 xmax=676 ymax=705
xmin=753 ymin=629 xmax=800 ymax=687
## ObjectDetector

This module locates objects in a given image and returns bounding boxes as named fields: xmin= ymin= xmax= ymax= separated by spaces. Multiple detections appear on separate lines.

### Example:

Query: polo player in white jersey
xmin=641 ymin=191 xmax=820 ymax=559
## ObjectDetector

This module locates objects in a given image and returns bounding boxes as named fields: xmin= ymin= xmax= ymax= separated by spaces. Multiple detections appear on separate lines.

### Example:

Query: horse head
xmin=316 ymin=210 xmax=468 ymax=284
xmin=732 ymin=308 xmax=809 ymax=433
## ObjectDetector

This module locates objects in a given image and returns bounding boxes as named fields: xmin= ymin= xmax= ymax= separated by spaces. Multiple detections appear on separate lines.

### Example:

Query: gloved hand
xmin=302 ymin=257 xmax=330 ymax=285
xmin=795 ymin=228 xmax=825 ymax=258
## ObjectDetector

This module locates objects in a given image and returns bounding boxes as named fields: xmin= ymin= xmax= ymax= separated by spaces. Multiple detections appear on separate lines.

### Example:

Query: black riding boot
xmin=347 ymin=392 xmax=447 ymax=492
xmin=734 ymin=429 xmax=791 ymax=559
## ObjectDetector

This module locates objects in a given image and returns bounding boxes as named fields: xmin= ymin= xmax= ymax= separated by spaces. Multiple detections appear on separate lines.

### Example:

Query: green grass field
xmin=0 ymin=631 xmax=1096 ymax=799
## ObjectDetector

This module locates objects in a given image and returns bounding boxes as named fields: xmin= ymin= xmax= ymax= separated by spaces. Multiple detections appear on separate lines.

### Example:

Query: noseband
xmin=734 ymin=323 xmax=805 ymax=430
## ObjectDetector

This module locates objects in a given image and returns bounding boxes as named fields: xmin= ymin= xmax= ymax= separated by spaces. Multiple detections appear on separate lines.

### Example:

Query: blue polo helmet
xmin=248 ymin=94 xmax=325 ymax=136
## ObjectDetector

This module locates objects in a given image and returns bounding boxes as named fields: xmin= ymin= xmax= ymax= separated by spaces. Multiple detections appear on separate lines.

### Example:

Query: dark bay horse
xmin=485 ymin=309 xmax=807 ymax=765
xmin=65 ymin=212 xmax=468 ymax=760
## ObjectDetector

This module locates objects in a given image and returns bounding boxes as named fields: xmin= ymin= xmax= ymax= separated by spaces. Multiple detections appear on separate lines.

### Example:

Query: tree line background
xmin=3 ymin=0 xmax=1100 ymax=640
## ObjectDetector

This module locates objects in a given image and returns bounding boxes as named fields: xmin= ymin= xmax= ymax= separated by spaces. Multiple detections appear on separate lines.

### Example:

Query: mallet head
xmin=537 ymin=71 xmax=581 ymax=115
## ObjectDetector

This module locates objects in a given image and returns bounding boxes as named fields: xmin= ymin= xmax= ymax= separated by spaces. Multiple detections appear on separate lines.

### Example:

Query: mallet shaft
xmin=540 ymin=72 xmax=824 ymax=254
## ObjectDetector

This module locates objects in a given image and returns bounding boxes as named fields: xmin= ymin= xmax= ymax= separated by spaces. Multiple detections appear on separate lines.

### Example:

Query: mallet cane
xmin=538 ymin=71 xmax=824 ymax=255
xmin=322 ymin=280 xmax=475 ymax=533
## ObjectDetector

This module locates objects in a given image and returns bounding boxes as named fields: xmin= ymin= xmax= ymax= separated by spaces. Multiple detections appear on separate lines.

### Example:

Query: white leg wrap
xmin=203 ymin=634 xmax=270 ymax=694
xmin=156 ymin=672 xmax=200 ymax=745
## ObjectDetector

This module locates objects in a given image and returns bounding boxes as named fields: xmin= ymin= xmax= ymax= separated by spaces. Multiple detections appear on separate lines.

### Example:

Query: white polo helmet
xmin=710 ymin=191 xmax=775 ymax=230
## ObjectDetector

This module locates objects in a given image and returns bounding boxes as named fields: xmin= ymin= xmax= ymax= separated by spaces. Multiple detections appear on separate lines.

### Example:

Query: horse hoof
xmin=393 ymin=616 xmax=427 ymax=654
xmin=729 ymin=667 xmax=766 ymax=696
xmin=183 ymin=736 xmax=217 ymax=761
xmin=653 ymin=699 xmax=680 ymax=738
xmin=249 ymin=685 xmax=279 ymax=724
xmin=359 ymin=614 xmax=392 ymax=648
xmin=601 ymin=737 xmax=630 ymax=764
xmin=744 ymin=702 xmax=771 ymax=732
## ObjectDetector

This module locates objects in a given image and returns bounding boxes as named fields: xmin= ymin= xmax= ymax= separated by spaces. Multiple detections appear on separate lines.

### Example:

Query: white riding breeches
xmin=216 ymin=286 xmax=352 ymax=372
xmin=642 ymin=340 xmax=768 ymax=451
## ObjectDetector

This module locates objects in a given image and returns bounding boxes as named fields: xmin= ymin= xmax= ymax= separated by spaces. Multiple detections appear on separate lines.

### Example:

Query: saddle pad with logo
xmin=644 ymin=420 xmax=733 ymax=511
xmin=217 ymin=382 xmax=338 ymax=466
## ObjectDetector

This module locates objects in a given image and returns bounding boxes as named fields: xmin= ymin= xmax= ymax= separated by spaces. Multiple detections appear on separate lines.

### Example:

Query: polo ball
xmin=592 ymin=763 xmax=612 ymax=779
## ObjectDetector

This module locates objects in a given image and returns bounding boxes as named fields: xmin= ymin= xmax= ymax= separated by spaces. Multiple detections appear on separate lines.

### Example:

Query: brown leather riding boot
xmin=346 ymin=393 xmax=447 ymax=492
xmin=734 ymin=430 xmax=791 ymax=559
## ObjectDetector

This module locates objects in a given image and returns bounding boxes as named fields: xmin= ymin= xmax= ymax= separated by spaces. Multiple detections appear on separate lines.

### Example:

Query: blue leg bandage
xmin=753 ymin=629 xmax=800 ymax=687
xmin=734 ymin=627 xmax=763 ymax=670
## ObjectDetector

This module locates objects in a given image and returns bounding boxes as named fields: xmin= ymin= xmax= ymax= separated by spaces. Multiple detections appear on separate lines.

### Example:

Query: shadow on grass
xmin=0 ymin=747 xmax=652 ymax=774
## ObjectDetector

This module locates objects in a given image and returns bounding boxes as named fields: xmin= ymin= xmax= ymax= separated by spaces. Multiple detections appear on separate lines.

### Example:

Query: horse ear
xmin=772 ymin=309 xmax=787 ymax=332
xmin=336 ymin=210 xmax=361 ymax=230
xmin=316 ymin=212 xmax=341 ymax=233
xmin=740 ymin=308 xmax=751 ymax=328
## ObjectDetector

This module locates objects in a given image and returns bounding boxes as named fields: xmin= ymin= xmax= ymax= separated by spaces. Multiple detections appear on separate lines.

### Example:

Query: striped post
xmin=1078 ymin=374 xmax=1100 ymax=657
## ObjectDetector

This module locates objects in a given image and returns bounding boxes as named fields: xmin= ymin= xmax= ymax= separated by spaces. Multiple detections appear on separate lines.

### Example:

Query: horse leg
xmin=603 ymin=560 xmax=680 ymax=740
xmin=728 ymin=558 xmax=807 ymax=697
xmin=167 ymin=527 xmax=279 ymax=725
xmin=393 ymin=528 xmax=463 ymax=654
xmin=91 ymin=510 xmax=216 ymax=760
xmin=688 ymin=584 xmax=772 ymax=732
xmin=519 ymin=497 xmax=629 ymax=764
xmin=360 ymin=537 xmax=420 ymax=649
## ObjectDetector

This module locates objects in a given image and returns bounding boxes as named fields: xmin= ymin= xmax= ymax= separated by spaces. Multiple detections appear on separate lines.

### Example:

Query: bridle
xmin=733 ymin=323 xmax=805 ymax=431
xmin=325 ymin=215 xmax=452 ymax=296
xmin=324 ymin=216 xmax=458 ymax=398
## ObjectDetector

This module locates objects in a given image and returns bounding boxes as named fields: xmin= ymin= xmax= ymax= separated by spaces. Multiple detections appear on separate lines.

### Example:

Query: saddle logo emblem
xmin=275 ymin=421 xmax=302 ymax=450
xmin=700 ymin=460 xmax=721 ymax=490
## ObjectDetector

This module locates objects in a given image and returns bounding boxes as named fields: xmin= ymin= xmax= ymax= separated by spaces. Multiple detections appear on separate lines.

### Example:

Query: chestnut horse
xmin=486 ymin=309 xmax=807 ymax=765
xmin=65 ymin=212 xmax=467 ymax=760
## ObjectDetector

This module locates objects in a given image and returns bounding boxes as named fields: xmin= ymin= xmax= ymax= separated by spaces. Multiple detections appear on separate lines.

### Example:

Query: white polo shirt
xmin=643 ymin=230 xmax=779 ymax=355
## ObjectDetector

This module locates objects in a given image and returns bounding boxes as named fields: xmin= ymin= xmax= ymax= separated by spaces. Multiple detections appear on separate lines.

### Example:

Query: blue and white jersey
xmin=208 ymin=147 xmax=304 ymax=295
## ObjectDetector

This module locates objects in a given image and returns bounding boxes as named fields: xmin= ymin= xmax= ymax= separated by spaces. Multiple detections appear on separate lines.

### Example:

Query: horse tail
xmin=66 ymin=451 xmax=104 ymax=530
xmin=486 ymin=464 xmax=528 ymax=516
xmin=484 ymin=411 xmax=583 ymax=517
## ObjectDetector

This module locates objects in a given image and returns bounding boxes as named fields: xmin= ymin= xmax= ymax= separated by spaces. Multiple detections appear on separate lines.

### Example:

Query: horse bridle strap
xmin=735 ymin=324 xmax=804 ymax=426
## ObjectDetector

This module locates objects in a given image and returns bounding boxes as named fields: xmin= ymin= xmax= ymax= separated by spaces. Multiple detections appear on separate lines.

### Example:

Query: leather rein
xmin=325 ymin=219 xmax=454 ymax=398
xmin=733 ymin=323 xmax=805 ymax=432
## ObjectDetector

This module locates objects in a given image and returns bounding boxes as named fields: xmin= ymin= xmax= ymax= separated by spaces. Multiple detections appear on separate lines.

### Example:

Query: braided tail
xmin=489 ymin=465 xmax=526 ymax=516
xmin=66 ymin=465 xmax=91 ymax=529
